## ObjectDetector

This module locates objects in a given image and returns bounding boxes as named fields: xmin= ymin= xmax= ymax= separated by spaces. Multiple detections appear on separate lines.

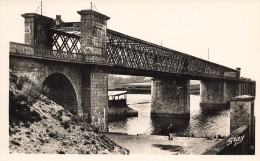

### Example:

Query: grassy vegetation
xmin=9 ymin=71 xmax=44 ymax=126
xmin=9 ymin=70 xmax=92 ymax=130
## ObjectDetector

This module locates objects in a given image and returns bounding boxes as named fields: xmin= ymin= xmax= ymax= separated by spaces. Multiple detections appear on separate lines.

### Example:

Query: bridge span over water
xmin=9 ymin=9 xmax=255 ymax=131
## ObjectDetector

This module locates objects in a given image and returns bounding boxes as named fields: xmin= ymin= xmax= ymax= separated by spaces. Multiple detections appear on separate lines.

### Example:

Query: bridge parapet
xmin=10 ymin=42 xmax=80 ymax=61
xmin=9 ymin=42 xmax=114 ymax=66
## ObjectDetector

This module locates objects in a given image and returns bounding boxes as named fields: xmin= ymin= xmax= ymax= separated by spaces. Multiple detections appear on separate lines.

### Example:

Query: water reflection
xmin=150 ymin=116 xmax=190 ymax=136
xmin=108 ymin=94 xmax=230 ymax=137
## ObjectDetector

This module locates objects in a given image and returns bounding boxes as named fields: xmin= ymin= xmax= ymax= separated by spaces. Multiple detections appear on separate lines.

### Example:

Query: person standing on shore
xmin=168 ymin=124 xmax=174 ymax=140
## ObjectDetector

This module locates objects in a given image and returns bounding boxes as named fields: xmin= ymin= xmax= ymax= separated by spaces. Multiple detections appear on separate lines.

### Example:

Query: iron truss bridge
xmin=10 ymin=24 xmax=238 ymax=80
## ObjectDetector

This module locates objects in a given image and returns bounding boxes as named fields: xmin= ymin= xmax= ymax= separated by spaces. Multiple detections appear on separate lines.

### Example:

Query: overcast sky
xmin=1 ymin=0 xmax=260 ymax=80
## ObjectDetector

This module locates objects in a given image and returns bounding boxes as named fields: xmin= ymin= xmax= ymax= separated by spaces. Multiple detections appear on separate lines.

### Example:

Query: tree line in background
xmin=108 ymin=74 xmax=151 ymax=90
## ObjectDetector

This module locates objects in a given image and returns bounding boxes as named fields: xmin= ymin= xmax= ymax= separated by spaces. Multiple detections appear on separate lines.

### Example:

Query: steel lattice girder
xmin=106 ymin=29 xmax=237 ymax=78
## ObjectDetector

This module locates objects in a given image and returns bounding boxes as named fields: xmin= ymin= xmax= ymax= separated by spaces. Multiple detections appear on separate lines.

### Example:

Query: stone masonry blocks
xmin=230 ymin=96 xmax=254 ymax=133
xmin=89 ymin=67 xmax=108 ymax=132
xmin=151 ymin=77 xmax=190 ymax=116
xmin=230 ymin=95 xmax=255 ymax=149
xmin=224 ymin=82 xmax=237 ymax=102
xmin=77 ymin=10 xmax=110 ymax=131
xmin=78 ymin=10 xmax=109 ymax=63
xmin=10 ymin=56 xmax=109 ymax=132
xmin=200 ymin=80 xmax=224 ymax=104
xmin=22 ymin=13 xmax=54 ymax=47
xmin=200 ymin=80 xmax=240 ymax=109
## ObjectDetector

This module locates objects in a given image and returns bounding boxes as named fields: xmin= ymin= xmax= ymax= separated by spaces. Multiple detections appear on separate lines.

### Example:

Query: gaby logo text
xmin=227 ymin=135 xmax=245 ymax=147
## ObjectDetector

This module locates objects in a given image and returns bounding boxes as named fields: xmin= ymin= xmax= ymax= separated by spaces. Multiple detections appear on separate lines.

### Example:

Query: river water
xmin=108 ymin=94 xmax=230 ymax=137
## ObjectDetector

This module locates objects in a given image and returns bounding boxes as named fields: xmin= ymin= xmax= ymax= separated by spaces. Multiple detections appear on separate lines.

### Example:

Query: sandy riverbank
xmin=104 ymin=133 xmax=220 ymax=155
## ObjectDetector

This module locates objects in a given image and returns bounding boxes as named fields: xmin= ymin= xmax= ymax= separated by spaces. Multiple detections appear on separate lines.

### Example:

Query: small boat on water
xmin=108 ymin=91 xmax=138 ymax=117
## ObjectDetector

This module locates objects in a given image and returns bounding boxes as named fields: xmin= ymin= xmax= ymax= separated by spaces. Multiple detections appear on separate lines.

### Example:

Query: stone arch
xmin=42 ymin=73 xmax=78 ymax=114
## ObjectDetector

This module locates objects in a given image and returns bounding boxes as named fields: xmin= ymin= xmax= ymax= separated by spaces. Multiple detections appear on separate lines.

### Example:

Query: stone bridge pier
xmin=200 ymin=80 xmax=237 ymax=110
xmin=151 ymin=77 xmax=190 ymax=117
xmin=81 ymin=66 xmax=109 ymax=131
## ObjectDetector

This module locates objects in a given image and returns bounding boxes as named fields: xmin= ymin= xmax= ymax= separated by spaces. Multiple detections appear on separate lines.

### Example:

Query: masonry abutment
xmin=230 ymin=95 xmax=255 ymax=133
xmin=151 ymin=77 xmax=190 ymax=117
xmin=230 ymin=95 xmax=255 ymax=152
